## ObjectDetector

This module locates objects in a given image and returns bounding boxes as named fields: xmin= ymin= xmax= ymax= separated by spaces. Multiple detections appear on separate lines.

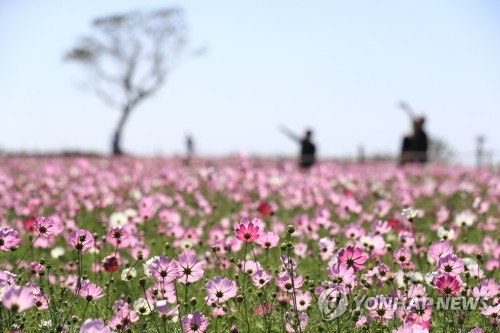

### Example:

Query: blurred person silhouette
xmin=400 ymin=116 xmax=428 ymax=164
xmin=184 ymin=134 xmax=195 ymax=167
xmin=280 ymin=126 xmax=316 ymax=169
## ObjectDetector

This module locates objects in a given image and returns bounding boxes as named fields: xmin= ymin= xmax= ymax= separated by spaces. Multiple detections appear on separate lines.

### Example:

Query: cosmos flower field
xmin=0 ymin=157 xmax=498 ymax=332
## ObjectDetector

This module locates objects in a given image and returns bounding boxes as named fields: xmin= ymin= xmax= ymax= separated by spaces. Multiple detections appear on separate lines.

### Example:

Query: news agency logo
xmin=318 ymin=287 xmax=349 ymax=321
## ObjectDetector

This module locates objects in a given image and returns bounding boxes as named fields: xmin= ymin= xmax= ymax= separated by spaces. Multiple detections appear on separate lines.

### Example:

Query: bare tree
xmin=65 ymin=8 xmax=188 ymax=155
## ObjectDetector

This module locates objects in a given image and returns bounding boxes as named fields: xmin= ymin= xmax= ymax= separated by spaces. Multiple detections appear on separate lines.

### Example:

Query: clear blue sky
xmin=1 ymin=0 xmax=500 ymax=162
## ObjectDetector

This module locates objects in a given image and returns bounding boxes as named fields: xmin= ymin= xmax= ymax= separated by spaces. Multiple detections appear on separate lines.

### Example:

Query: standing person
xmin=280 ymin=127 xmax=317 ymax=169
xmin=400 ymin=117 xmax=428 ymax=164
xmin=184 ymin=135 xmax=195 ymax=167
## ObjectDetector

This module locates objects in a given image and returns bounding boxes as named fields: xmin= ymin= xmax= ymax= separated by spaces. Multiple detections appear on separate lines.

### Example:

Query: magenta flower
xmin=2 ymin=285 xmax=34 ymax=312
xmin=68 ymin=229 xmax=95 ymax=252
xmin=79 ymin=283 xmax=104 ymax=301
xmin=182 ymin=311 xmax=209 ymax=333
xmin=34 ymin=217 xmax=55 ymax=238
xmin=80 ymin=318 xmax=110 ymax=333
xmin=433 ymin=273 xmax=461 ymax=296
xmin=150 ymin=256 xmax=179 ymax=283
xmin=337 ymin=246 xmax=368 ymax=271
xmin=437 ymin=254 xmax=464 ymax=276
xmin=0 ymin=227 xmax=21 ymax=251
xmin=234 ymin=217 xmax=260 ymax=243
xmin=205 ymin=277 xmax=238 ymax=304
xmin=177 ymin=251 xmax=204 ymax=284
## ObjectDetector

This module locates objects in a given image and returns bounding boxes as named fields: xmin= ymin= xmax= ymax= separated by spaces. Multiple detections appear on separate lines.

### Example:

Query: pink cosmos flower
xmin=408 ymin=284 xmax=427 ymax=298
xmin=472 ymin=279 xmax=498 ymax=300
xmin=343 ymin=224 xmax=365 ymax=240
xmin=108 ymin=309 xmax=139 ymax=331
xmin=392 ymin=323 xmax=429 ymax=333
xmin=428 ymin=241 xmax=453 ymax=262
xmin=149 ymin=256 xmax=179 ymax=283
xmin=34 ymin=217 xmax=55 ymax=238
xmin=106 ymin=226 xmax=131 ymax=249
xmin=80 ymin=318 xmax=110 ymax=333
xmin=393 ymin=248 xmax=411 ymax=268
xmin=337 ymin=245 xmax=368 ymax=271
xmin=256 ymin=231 xmax=279 ymax=249
xmin=285 ymin=312 xmax=309 ymax=333
xmin=205 ymin=277 xmax=238 ymax=304
xmin=480 ymin=304 xmax=500 ymax=317
xmin=156 ymin=301 xmax=179 ymax=319
xmin=2 ymin=285 xmax=34 ymax=312
xmin=318 ymin=237 xmax=336 ymax=261
xmin=234 ymin=217 xmax=260 ymax=243
xmin=291 ymin=290 xmax=312 ymax=311
xmin=251 ymin=269 xmax=273 ymax=288
xmin=181 ymin=311 xmax=209 ymax=333
xmin=68 ymin=229 xmax=95 ymax=252
xmin=367 ymin=295 xmax=395 ymax=322
xmin=433 ymin=273 xmax=461 ymax=296
xmin=275 ymin=272 xmax=304 ymax=293
xmin=79 ymin=283 xmax=104 ymax=301
xmin=409 ymin=298 xmax=433 ymax=324
xmin=253 ymin=303 xmax=274 ymax=316
xmin=0 ymin=227 xmax=21 ymax=251
xmin=371 ymin=220 xmax=391 ymax=235
xmin=437 ymin=253 xmax=464 ymax=276
xmin=328 ymin=263 xmax=355 ymax=285
xmin=177 ymin=251 xmax=204 ymax=284
xmin=468 ymin=329 xmax=484 ymax=333
xmin=373 ymin=263 xmax=391 ymax=282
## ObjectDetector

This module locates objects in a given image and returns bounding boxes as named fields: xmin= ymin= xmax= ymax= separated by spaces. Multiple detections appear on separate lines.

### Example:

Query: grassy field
xmin=0 ymin=157 xmax=498 ymax=332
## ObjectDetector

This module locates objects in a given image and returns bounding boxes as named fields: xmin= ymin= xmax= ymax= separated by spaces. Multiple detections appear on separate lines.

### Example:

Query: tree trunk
xmin=112 ymin=105 xmax=132 ymax=156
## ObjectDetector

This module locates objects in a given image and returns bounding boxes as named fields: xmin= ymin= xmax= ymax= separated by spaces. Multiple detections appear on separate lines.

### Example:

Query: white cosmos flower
xmin=424 ymin=272 xmax=438 ymax=286
xmin=50 ymin=247 xmax=65 ymax=259
xmin=437 ymin=227 xmax=455 ymax=241
xmin=454 ymin=212 xmax=476 ymax=228
xmin=401 ymin=208 xmax=418 ymax=220
xmin=88 ymin=247 xmax=100 ymax=255
xmin=109 ymin=211 xmax=128 ymax=227
xmin=409 ymin=272 xmax=424 ymax=283
xmin=121 ymin=267 xmax=137 ymax=281
xmin=180 ymin=240 xmax=193 ymax=250
xmin=143 ymin=256 xmax=160 ymax=277
xmin=134 ymin=298 xmax=152 ymax=315
xmin=462 ymin=258 xmax=479 ymax=271
xmin=129 ymin=189 xmax=142 ymax=200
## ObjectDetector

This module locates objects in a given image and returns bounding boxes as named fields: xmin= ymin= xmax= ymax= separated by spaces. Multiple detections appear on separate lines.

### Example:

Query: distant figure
xmin=280 ymin=127 xmax=317 ymax=169
xmin=184 ymin=135 xmax=195 ymax=166
xmin=400 ymin=117 xmax=428 ymax=164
